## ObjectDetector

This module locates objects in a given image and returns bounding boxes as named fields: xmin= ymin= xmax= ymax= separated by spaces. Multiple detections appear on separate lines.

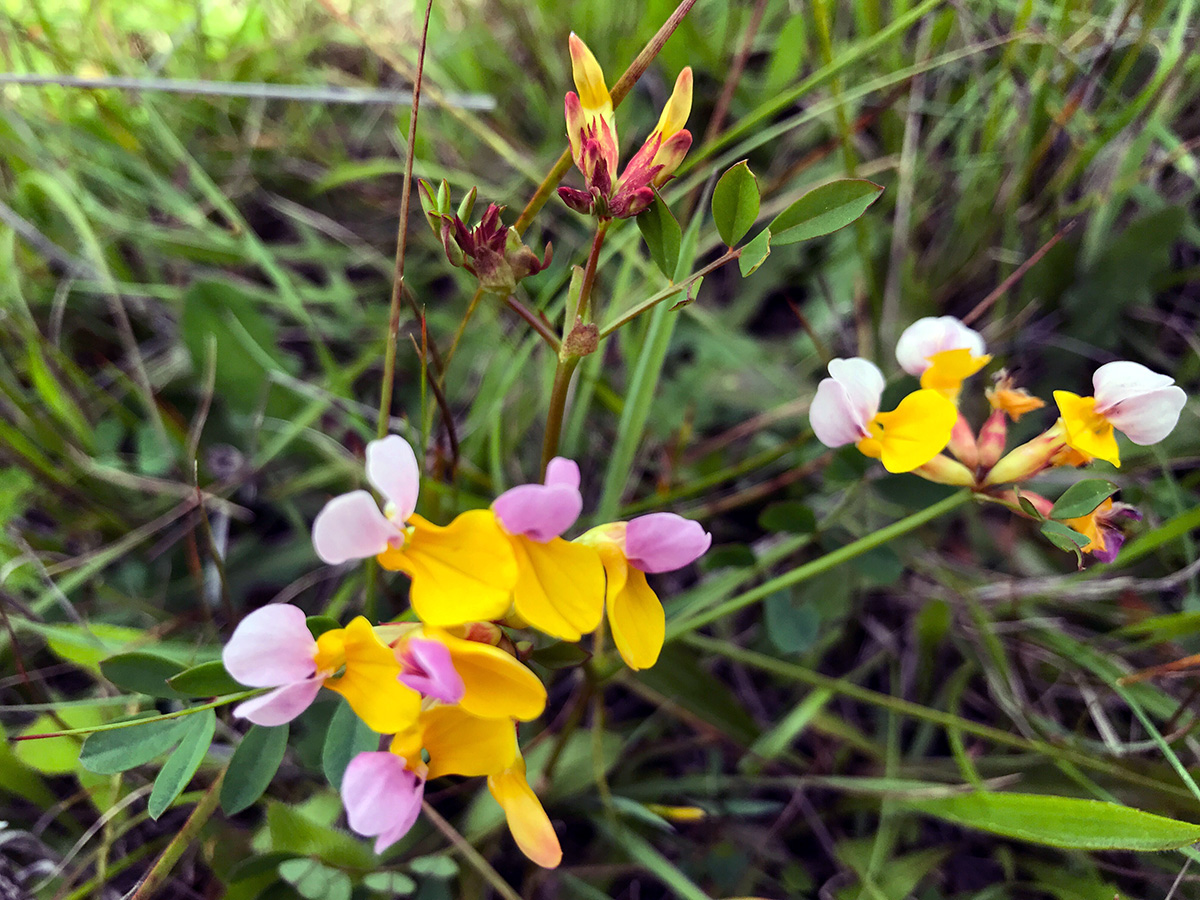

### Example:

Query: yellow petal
xmin=425 ymin=627 xmax=547 ymax=721
xmin=420 ymin=706 xmax=517 ymax=779
xmin=859 ymin=389 xmax=957 ymax=473
xmin=380 ymin=510 xmax=517 ymax=626
xmin=1064 ymin=498 xmax=1112 ymax=555
xmin=510 ymin=535 xmax=606 ymax=642
xmin=919 ymin=348 xmax=991 ymax=396
xmin=606 ymin=565 xmax=664 ymax=671
xmin=488 ymin=759 xmax=562 ymax=869
xmin=322 ymin=617 xmax=421 ymax=734
xmin=1054 ymin=391 xmax=1120 ymax=467
xmin=653 ymin=67 xmax=693 ymax=139
xmin=568 ymin=33 xmax=612 ymax=120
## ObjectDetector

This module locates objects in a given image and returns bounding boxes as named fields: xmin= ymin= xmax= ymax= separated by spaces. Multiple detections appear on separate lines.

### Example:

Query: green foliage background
xmin=2 ymin=0 xmax=1199 ymax=897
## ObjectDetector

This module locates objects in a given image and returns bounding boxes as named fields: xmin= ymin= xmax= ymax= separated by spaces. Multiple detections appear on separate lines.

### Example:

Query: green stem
xmin=540 ymin=357 xmax=581 ymax=477
xmin=14 ymin=691 xmax=258 ymax=741
xmin=599 ymin=247 xmax=739 ymax=338
xmin=422 ymin=801 xmax=523 ymax=900
xmin=666 ymin=489 xmax=973 ymax=638
xmin=127 ymin=768 xmax=226 ymax=900
xmin=576 ymin=222 xmax=609 ymax=324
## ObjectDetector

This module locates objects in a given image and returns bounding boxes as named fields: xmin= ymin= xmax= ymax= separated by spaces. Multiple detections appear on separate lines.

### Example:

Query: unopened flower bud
xmin=911 ymin=454 xmax=976 ymax=487
xmin=946 ymin=413 xmax=979 ymax=470
xmin=981 ymin=422 xmax=1067 ymax=487
xmin=977 ymin=408 xmax=1007 ymax=470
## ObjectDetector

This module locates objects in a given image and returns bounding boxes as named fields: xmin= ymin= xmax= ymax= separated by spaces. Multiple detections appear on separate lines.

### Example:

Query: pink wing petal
xmin=222 ymin=604 xmax=318 ymax=687
xmin=895 ymin=316 xmax=986 ymax=375
xmin=625 ymin=513 xmax=712 ymax=573
xmin=342 ymin=751 xmax=425 ymax=852
xmin=232 ymin=679 xmax=321 ymax=726
xmin=398 ymin=638 xmax=465 ymax=704
xmin=811 ymin=358 xmax=884 ymax=448
xmin=1103 ymin=385 xmax=1187 ymax=445
xmin=1092 ymin=361 xmax=1175 ymax=409
xmin=312 ymin=491 xmax=400 ymax=564
xmin=492 ymin=462 xmax=583 ymax=542
xmin=827 ymin=358 xmax=884 ymax=429
xmin=365 ymin=435 xmax=421 ymax=523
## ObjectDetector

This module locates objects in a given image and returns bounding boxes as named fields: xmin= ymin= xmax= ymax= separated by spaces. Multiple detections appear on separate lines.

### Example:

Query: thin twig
xmin=703 ymin=0 xmax=770 ymax=145
xmin=961 ymin=219 xmax=1078 ymax=326
xmin=376 ymin=0 xmax=436 ymax=442
xmin=421 ymin=802 xmax=523 ymax=900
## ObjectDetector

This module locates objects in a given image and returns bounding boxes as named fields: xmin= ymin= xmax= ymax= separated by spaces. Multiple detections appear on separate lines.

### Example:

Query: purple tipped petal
xmin=492 ymin=463 xmax=583 ymax=542
xmin=222 ymin=604 xmax=318 ymax=687
xmin=366 ymin=436 xmax=421 ymax=522
xmin=233 ymin=679 xmax=322 ymax=726
xmin=398 ymin=638 xmax=465 ymax=704
xmin=312 ymin=491 xmax=402 ymax=565
xmin=625 ymin=513 xmax=712 ymax=573
xmin=342 ymin=751 xmax=425 ymax=853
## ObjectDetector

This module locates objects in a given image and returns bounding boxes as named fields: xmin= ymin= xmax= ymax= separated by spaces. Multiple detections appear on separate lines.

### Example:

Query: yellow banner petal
xmin=862 ymin=389 xmax=957 ymax=473
xmin=1054 ymin=390 xmax=1120 ymax=467
xmin=381 ymin=511 xmax=517 ymax=626
xmin=421 ymin=706 xmax=517 ymax=779
xmin=510 ymin=535 xmax=605 ymax=642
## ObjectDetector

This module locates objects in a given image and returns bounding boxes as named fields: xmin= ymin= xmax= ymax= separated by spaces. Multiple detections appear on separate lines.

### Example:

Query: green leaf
xmin=100 ymin=652 xmax=186 ymax=698
xmin=529 ymin=642 xmax=592 ymax=670
xmin=168 ymin=660 xmax=244 ymax=697
xmin=409 ymin=855 xmax=459 ymax=878
xmin=637 ymin=190 xmax=683 ymax=279
xmin=322 ymin=698 xmax=376 ymax=791
xmin=903 ymin=792 xmax=1200 ymax=850
xmin=222 ymin=724 xmax=290 ymax=815
xmin=1041 ymin=520 xmax=1090 ymax=560
xmin=1050 ymin=479 xmax=1118 ymax=519
xmin=764 ymin=592 xmax=820 ymax=655
xmin=711 ymin=161 xmax=760 ymax=246
xmin=1014 ymin=487 xmax=1045 ymax=520
xmin=266 ymin=801 xmax=377 ymax=869
xmin=738 ymin=227 xmax=771 ymax=277
xmin=770 ymin=179 xmax=884 ymax=245
xmin=363 ymin=871 xmax=416 ymax=895
xmin=148 ymin=708 xmax=215 ymax=819
xmin=278 ymin=858 xmax=352 ymax=900
xmin=78 ymin=715 xmax=189 ymax=774
xmin=758 ymin=501 xmax=816 ymax=534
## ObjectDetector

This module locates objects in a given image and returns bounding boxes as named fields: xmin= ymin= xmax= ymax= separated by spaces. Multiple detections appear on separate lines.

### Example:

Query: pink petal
xmin=625 ymin=513 xmax=712 ymax=573
xmin=365 ymin=435 xmax=421 ymax=522
xmin=222 ymin=604 xmax=318 ymax=687
xmin=397 ymin=638 xmax=464 ymax=704
xmin=492 ymin=461 xmax=583 ymax=542
xmin=810 ymin=358 xmax=883 ymax=448
xmin=233 ymin=679 xmax=321 ymax=726
xmin=342 ymin=751 xmax=425 ymax=853
xmin=1091 ymin=362 xmax=1186 ymax=444
xmin=1092 ymin=361 xmax=1175 ymax=407
xmin=312 ymin=491 xmax=401 ymax=564
xmin=895 ymin=316 xmax=986 ymax=375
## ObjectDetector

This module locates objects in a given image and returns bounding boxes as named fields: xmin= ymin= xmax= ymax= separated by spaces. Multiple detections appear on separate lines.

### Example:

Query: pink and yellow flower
xmin=311 ymin=435 xmax=518 ymax=626
xmin=558 ymin=34 xmax=693 ymax=219
xmin=491 ymin=457 xmax=607 ymax=642
xmin=222 ymin=605 xmax=418 ymax=732
xmin=1053 ymin=361 xmax=1186 ymax=467
xmin=895 ymin=316 xmax=991 ymax=399
xmin=341 ymin=707 xmax=561 ymax=867
xmin=809 ymin=358 xmax=957 ymax=473
xmin=1062 ymin=498 xmax=1142 ymax=563
xmin=578 ymin=513 xmax=712 ymax=670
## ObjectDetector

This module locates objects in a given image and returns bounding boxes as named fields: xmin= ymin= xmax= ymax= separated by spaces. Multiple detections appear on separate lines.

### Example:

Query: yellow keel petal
xmin=606 ymin=567 xmax=665 ymax=671
xmin=488 ymin=759 xmax=562 ymax=869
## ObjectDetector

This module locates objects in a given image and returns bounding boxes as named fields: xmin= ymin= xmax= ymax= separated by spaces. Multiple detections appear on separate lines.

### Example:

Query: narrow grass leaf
xmin=903 ymin=792 xmax=1200 ymax=850
xmin=148 ymin=708 xmax=215 ymax=819
xmin=770 ymin=179 xmax=884 ymax=245
xmin=221 ymin=723 xmax=290 ymax=815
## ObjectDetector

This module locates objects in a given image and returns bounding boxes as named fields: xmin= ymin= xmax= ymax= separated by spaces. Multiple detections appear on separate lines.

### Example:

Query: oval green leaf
xmin=79 ymin=715 xmax=188 ymax=774
xmin=905 ymin=792 xmax=1200 ymax=850
xmin=637 ymin=190 xmax=683 ymax=279
xmin=321 ymin=698 xmax=376 ymax=791
xmin=770 ymin=179 xmax=884 ymax=245
xmin=711 ymin=161 xmax=760 ymax=247
xmin=738 ymin=227 xmax=772 ymax=277
xmin=221 ymin=723 xmax=290 ymax=816
xmin=168 ymin=660 xmax=244 ymax=697
xmin=1050 ymin=479 xmax=1118 ymax=519
xmin=148 ymin=708 xmax=215 ymax=819
xmin=100 ymin=652 xmax=186 ymax=698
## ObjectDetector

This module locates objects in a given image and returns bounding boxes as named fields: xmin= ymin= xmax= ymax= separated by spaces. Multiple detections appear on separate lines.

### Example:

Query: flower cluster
xmin=810 ymin=316 xmax=1187 ymax=562
xmin=558 ymin=34 xmax=693 ymax=219
xmin=222 ymin=435 xmax=710 ymax=866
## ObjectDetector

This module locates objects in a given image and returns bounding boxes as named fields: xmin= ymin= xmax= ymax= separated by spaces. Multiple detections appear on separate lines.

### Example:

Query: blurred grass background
xmin=2 ymin=0 xmax=1200 ymax=897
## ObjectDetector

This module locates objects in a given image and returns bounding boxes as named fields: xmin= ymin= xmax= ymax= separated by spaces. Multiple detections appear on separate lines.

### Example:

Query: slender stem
xmin=540 ymin=357 xmax=581 ymax=477
xmin=444 ymin=284 xmax=487 ymax=369
xmin=512 ymin=0 xmax=700 ymax=235
xmin=422 ymin=801 xmax=523 ymax=900
xmin=377 ymin=0 xmax=435 ymax=441
xmin=505 ymin=295 xmax=561 ymax=351
xmin=599 ymin=247 xmax=740 ymax=338
xmin=667 ymin=489 xmax=974 ymax=638
xmin=126 ymin=768 xmax=226 ymax=900
xmin=15 ymin=692 xmax=258 ymax=741
xmin=576 ymin=223 xmax=609 ymax=324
